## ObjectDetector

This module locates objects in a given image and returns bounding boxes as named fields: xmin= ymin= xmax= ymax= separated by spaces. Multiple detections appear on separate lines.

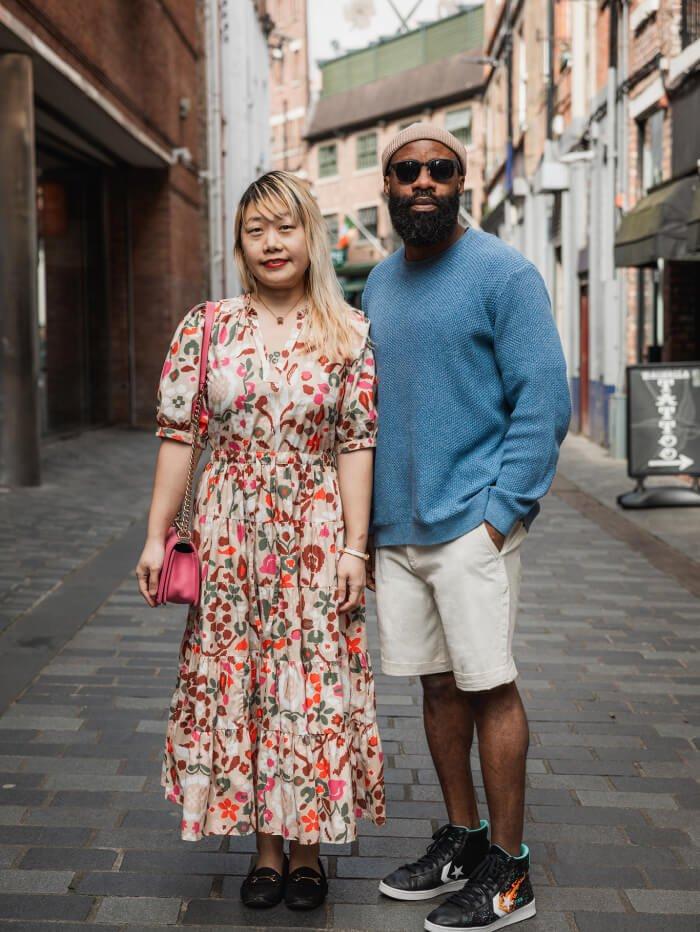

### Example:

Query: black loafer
xmin=285 ymin=858 xmax=328 ymax=910
xmin=240 ymin=853 xmax=288 ymax=908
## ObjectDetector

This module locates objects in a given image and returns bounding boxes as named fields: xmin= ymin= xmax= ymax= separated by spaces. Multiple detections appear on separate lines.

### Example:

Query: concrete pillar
xmin=0 ymin=54 xmax=41 ymax=486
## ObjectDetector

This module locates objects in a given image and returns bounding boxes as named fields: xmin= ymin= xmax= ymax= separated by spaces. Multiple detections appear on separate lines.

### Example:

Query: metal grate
xmin=681 ymin=0 xmax=700 ymax=49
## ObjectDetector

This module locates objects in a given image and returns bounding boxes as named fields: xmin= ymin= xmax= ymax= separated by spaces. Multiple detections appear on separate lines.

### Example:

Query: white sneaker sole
xmin=424 ymin=900 xmax=536 ymax=931
xmin=378 ymin=878 xmax=469 ymax=901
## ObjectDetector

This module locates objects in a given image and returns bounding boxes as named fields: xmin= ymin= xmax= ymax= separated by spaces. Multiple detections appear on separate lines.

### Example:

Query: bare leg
xmin=471 ymin=681 xmax=529 ymax=855
xmin=421 ymin=671 xmax=480 ymax=828
xmin=289 ymin=839 xmax=321 ymax=872
xmin=256 ymin=832 xmax=284 ymax=872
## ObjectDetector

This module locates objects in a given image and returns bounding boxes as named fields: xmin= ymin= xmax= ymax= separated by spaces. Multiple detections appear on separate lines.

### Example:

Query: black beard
xmin=388 ymin=192 xmax=461 ymax=246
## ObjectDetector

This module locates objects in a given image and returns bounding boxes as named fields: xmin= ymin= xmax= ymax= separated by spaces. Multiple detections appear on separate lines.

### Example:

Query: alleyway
xmin=0 ymin=429 xmax=697 ymax=931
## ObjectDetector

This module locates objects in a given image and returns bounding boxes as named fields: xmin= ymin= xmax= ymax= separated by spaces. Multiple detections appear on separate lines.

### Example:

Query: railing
xmin=681 ymin=0 xmax=700 ymax=49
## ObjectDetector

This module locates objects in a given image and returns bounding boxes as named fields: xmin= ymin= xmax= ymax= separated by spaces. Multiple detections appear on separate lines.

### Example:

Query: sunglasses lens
xmin=429 ymin=159 xmax=456 ymax=182
xmin=393 ymin=161 xmax=421 ymax=183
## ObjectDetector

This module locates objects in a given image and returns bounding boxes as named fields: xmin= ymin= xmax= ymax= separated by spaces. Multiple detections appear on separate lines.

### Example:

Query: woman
xmin=135 ymin=171 xmax=385 ymax=911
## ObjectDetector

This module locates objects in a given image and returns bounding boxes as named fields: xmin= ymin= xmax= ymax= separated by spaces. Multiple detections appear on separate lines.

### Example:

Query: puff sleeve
xmin=335 ymin=317 xmax=378 ymax=454
xmin=155 ymin=305 xmax=209 ymax=450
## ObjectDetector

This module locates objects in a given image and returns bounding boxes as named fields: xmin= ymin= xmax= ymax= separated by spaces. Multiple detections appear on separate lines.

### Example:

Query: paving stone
xmin=533 ymin=886 xmax=625 ymax=911
xmin=0 ymin=826 xmax=92 ymax=846
xmin=0 ymin=893 xmax=94 ymax=920
xmin=574 ymin=915 xmax=699 ymax=932
xmin=0 ymin=924 xmax=120 ymax=932
xmin=95 ymin=896 xmax=182 ymax=924
xmin=18 ymin=847 xmax=118 ymax=870
xmin=0 ymin=868 xmax=74 ymax=893
xmin=642 ymin=866 xmax=700 ymax=890
xmin=183 ymin=897 xmax=330 ymax=926
xmin=528 ymin=805 xmax=647 ymax=827
xmin=549 ymin=862 xmax=644 ymax=887
xmin=575 ymin=790 xmax=678 ymax=810
xmin=624 ymin=824 xmax=693 ymax=847
xmin=21 ymin=807 xmax=121 ymax=828
xmin=77 ymin=870 xmax=212 ymax=897
xmin=624 ymin=888 xmax=700 ymax=914
xmin=553 ymin=843 xmax=681 ymax=869
xmin=120 ymin=850 xmax=250 ymax=875
xmin=42 ymin=774 xmax=146 ymax=791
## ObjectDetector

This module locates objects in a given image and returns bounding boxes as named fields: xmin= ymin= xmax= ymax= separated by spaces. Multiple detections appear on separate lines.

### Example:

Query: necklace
xmin=256 ymin=293 xmax=304 ymax=326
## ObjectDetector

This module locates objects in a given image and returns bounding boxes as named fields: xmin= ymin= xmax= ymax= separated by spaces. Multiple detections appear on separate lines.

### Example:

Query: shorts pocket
xmin=479 ymin=522 xmax=503 ymax=559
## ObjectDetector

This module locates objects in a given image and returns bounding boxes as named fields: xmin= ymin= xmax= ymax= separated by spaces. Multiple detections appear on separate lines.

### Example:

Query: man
xmin=362 ymin=122 xmax=571 ymax=931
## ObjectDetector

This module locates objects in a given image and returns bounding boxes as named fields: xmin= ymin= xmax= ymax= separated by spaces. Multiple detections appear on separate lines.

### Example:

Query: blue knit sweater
xmin=362 ymin=227 xmax=571 ymax=547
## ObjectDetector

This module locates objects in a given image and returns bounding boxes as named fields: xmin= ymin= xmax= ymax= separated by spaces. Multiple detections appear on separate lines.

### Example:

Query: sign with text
xmin=627 ymin=363 xmax=700 ymax=478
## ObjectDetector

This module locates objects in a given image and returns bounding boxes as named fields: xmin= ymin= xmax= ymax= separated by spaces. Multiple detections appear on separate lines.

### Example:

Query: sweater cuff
xmin=484 ymin=488 xmax=523 ymax=538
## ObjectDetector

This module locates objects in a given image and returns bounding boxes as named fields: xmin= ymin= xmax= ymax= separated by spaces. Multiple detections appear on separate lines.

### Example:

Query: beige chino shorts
xmin=374 ymin=521 xmax=527 ymax=692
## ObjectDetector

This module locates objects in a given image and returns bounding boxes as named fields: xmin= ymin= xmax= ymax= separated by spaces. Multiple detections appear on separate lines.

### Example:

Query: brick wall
xmin=5 ymin=0 xmax=209 ymax=431
xmin=4 ymin=0 xmax=202 ymax=160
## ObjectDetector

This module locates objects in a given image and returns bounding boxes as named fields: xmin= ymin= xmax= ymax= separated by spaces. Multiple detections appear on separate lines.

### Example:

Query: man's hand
xmin=484 ymin=520 xmax=506 ymax=553
xmin=366 ymin=536 xmax=376 ymax=592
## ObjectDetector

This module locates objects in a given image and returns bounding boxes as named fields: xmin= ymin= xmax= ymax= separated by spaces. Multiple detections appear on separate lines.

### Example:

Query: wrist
xmin=341 ymin=546 xmax=369 ymax=561
xmin=146 ymin=530 xmax=167 ymax=545
xmin=344 ymin=532 xmax=369 ymax=550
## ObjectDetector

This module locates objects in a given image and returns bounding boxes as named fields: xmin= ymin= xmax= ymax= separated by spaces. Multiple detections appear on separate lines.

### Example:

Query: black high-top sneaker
xmin=424 ymin=843 xmax=536 ymax=931
xmin=379 ymin=821 xmax=489 ymax=901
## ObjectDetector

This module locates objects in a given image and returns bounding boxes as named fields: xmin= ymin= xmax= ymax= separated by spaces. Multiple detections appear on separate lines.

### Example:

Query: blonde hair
xmin=233 ymin=170 xmax=357 ymax=362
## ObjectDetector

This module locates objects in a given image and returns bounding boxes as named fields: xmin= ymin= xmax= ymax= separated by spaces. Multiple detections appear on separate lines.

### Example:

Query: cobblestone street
xmin=0 ymin=428 xmax=698 ymax=931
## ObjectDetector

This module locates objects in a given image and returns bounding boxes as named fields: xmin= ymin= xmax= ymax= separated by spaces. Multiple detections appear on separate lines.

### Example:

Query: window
xmin=318 ymin=142 xmax=338 ymax=178
xmin=639 ymin=110 xmax=664 ymax=195
xmin=681 ymin=0 xmax=700 ymax=49
xmin=324 ymin=213 xmax=339 ymax=245
xmin=358 ymin=206 xmax=378 ymax=240
xmin=461 ymin=190 xmax=473 ymax=215
xmin=356 ymin=132 xmax=377 ymax=170
xmin=398 ymin=118 xmax=417 ymax=131
xmin=445 ymin=107 xmax=472 ymax=147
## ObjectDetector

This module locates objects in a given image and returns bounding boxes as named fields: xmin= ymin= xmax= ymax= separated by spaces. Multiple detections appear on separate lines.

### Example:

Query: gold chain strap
xmin=173 ymin=386 xmax=204 ymax=540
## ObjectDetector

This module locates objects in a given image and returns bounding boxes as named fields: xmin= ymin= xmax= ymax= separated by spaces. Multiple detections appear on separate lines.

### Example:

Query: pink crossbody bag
xmin=155 ymin=301 xmax=216 ymax=606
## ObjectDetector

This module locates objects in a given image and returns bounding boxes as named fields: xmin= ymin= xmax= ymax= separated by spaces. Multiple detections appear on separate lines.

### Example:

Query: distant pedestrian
xmin=363 ymin=123 xmax=571 ymax=931
xmin=135 ymin=171 xmax=385 ymax=911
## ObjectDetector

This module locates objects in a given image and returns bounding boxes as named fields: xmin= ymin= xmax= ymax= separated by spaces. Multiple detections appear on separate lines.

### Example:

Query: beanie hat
xmin=381 ymin=121 xmax=467 ymax=176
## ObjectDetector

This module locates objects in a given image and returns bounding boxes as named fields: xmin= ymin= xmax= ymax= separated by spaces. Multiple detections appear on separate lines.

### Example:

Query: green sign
xmin=331 ymin=247 xmax=347 ymax=268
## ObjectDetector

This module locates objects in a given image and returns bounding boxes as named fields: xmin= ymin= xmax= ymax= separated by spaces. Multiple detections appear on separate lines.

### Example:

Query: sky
xmin=307 ymin=0 xmax=471 ymax=90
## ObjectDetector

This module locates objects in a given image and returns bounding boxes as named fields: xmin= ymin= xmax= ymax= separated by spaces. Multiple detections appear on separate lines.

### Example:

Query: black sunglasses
xmin=387 ymin=158 xmax=460 ymax=184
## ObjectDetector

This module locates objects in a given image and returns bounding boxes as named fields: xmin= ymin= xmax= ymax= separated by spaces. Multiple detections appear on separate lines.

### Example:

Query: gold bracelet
xmin=341 ymin=546 xmax=370 ymax=561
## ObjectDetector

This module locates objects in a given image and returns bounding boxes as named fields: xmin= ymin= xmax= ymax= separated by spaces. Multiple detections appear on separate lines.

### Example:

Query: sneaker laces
xmin=404 ymin=825 xmax=462 ymax=873
xmin=445 ymin=850 xmax=505 ymax=908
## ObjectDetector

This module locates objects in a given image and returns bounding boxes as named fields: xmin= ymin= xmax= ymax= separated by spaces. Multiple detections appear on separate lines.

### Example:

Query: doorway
xmin=36 ymin=151 xmax=110 ymax=434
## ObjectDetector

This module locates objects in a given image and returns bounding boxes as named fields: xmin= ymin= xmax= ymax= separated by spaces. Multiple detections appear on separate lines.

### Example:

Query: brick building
xmin=303 ymin=5 xmax=486 ymax=304
xmin=0 ymin=0 xmax=210 ymax=485
xmin=481 ymin=0 xmax=700 ymax=451
xmin=268 ymin=0 xmax=310 ymax=174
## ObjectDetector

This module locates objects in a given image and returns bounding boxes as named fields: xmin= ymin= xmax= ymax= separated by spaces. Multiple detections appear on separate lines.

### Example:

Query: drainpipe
xmin=610 ymin=0 xmax=630 ymax=458
xmin=546 ymin=0 xmax=555 ymax=141
xmin=204 ymin=0 xmax=225 ymax=298
xmin=504 ymin=0 xmax=514 ymax=241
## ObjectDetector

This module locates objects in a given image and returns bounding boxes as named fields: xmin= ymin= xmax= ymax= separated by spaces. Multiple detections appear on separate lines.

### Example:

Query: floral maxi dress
xmin=155 ymin=295 xmax=386 ymax=843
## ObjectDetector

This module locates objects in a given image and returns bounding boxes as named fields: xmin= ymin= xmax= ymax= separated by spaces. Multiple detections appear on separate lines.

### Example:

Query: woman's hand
xmin=337 ymin=552 xmax=366 ymax=613
xmin=135 ymin=537 xmax=166 ymax=607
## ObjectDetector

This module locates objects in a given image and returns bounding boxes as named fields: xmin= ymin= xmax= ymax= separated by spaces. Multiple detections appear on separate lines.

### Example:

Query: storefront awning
xmin=687 ymin=182 xmax=700 ymax=255
xmin=614 ymin=174 xmax=699 ymax=267
xmin=481 ymin=198 xmax=506 ymax=236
